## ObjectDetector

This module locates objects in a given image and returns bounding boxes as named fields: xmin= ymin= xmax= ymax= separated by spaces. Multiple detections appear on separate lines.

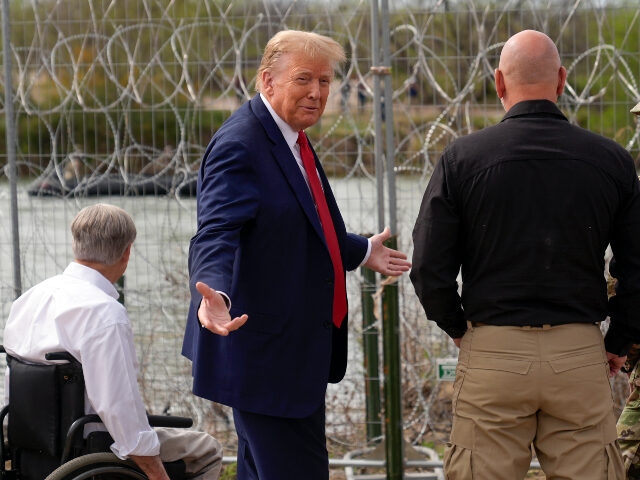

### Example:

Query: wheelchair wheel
xmin=44 ymin=452 xmax=146 ymax=479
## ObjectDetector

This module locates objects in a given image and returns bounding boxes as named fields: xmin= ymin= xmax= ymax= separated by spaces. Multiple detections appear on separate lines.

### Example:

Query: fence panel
xmin=1 ymin=0 xmax=638 ymax=474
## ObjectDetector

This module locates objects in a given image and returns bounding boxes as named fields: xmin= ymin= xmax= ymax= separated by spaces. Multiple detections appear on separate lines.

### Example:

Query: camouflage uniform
xmin=618 ymin=101 xmax=640 ymax=477
xmin=617 ymin=344 xmax=640 ymax=478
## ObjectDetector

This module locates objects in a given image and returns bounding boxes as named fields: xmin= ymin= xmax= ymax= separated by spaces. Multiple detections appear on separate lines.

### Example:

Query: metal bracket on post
xmin=370 ymin=66 xmax=392 ymax=75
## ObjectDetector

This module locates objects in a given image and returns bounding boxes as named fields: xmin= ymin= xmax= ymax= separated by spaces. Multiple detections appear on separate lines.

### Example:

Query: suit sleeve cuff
xmin=358 ymin=239 xmax=372 ymax=267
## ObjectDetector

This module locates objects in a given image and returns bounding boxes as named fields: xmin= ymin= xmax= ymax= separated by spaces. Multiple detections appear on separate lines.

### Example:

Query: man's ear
xmin=494 ymin=68 xmax=505 ymax=99
xmin=556 ymin=66 xmax=567 ymax=96
xmin=120 ymin=243 xmax=132 ymax=264
xmin=262 ymin=70 xmax=274 ymax=96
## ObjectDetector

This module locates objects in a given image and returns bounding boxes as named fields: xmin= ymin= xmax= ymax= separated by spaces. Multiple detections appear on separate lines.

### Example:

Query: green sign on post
xmin=436 ymin=358 xmax=458 ymax=382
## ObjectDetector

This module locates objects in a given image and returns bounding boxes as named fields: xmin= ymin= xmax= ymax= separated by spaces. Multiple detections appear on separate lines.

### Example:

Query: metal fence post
xmin=361 ymin=264 xmax=383 ymax=443
xmin=1 ymin=0 xmax=22 ymax=298
xmin=382 ymin=236 xmax=404 ymax=480
xmin=370 ymin=0 xmax=385 ymax=234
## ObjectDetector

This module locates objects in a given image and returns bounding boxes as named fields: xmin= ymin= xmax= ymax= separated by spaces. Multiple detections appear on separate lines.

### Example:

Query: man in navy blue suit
xmin=182 ymin=30 xmax=411 ymax=479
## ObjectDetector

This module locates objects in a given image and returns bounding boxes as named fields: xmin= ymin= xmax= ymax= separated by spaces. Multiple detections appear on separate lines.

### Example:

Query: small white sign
xmin=436 ymin=357 xmax=458 ymax=382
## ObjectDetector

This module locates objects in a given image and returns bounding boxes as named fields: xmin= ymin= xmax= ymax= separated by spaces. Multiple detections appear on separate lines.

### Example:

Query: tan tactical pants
xmin=444 ymin=322 xmax=623 ymax=480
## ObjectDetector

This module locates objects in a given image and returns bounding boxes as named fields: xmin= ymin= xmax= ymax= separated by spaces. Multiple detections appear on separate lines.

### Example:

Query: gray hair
xmin=256 ymin=30 xmax=345 ymax=92
xmin=71 ymin=204 xmax=137 ymax=265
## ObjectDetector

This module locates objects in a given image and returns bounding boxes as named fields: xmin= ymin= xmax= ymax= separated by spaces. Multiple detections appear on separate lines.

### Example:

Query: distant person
xmin=182 ymin=30 xmax=411 ymax=479
xmin=4 ymin=204 xmax=222 ymax=480
xmin=357 ymin=80 xmax=367 ymax=111
xmin=341 ymin=79 xmax=351 ymax=111
xmin=408 ymin=80 xmax=418 ymax=103
xmin=410 ymin=30 xmax=639 ymax=479
xmin=615 ymin=99 xmax=640 ymax=480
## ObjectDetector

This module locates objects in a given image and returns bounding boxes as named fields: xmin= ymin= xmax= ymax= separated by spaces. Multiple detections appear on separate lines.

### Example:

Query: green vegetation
xmin=219 ymin=462 xmax=237 ymax=480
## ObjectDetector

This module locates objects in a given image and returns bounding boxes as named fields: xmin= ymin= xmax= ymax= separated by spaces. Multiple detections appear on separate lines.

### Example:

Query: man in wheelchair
xmin=3 ymin=204 xmax=222 ymax=479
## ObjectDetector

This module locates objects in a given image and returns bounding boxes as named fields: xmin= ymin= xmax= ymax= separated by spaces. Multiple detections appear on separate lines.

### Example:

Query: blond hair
xmin=256 ymin=30 xmax=345 ymax=92
xmin=71 ymin=204 xmax=137 ymax=265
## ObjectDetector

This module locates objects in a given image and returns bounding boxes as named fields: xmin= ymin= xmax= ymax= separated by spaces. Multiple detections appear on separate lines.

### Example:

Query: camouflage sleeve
xmin=626 ymin=344 xmax=640 ymax=374
xmin=618 ymin=361 xmax=640 ymax=476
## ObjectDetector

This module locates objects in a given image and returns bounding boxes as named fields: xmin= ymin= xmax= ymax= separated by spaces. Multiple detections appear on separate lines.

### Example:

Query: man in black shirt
xmin=411 ymin=29 xmax=639 ymax=479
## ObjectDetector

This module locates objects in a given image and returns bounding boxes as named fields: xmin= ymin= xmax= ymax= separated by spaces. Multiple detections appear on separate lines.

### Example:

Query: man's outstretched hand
xmin=364 ymin=227 xmax=412 ymax=276
xmin=196 ymin=282 xmax=248 ymax=336
xmin=606 ymin=352 xmax=626 ymax=378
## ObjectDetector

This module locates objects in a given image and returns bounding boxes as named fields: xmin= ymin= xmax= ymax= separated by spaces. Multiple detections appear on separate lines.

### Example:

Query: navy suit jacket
xmin=182 ymin=95 xmax=369 ymax=418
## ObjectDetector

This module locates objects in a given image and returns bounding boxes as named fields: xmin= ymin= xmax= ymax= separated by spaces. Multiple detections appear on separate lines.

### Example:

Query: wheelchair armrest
xmin=61 ymin=414 xmax=193 ymax=463
xmin=44 ymin=351 xmax=76 ymax=362
xmin=147 ymin=415 xmax=193 ymax=428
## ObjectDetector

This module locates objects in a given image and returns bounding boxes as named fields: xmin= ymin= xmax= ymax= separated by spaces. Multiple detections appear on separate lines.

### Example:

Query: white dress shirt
xmin=3 ymin=262 xmax=159 ymax=459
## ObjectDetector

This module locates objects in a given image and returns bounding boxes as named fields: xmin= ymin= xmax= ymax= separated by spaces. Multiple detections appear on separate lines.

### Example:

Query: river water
xmin=0 ymin=176 xmax=436 ymax=437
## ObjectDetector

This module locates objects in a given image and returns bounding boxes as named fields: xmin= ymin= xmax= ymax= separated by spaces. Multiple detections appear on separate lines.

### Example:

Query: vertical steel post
xmin=381 ymin=0 xmax=397 ymax=235
xmin=370 ymin=0 xmax=385 ymax=233
xmin=371 ymin=0 xmax=403 ymax=477
xmin=361 ymin=264 xmax=382 ymax=442
xmin=380 ymin=0 xmax=403 ymax=478
xmin=1 ymin=0 xmax=22 ymax=298
xmin=382 ymin=238 xmax=403 ymax=480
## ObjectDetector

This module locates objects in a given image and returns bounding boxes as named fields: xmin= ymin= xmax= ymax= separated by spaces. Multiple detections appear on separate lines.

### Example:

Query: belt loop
xmin=466 ymin=320 xmax=473 ymax=330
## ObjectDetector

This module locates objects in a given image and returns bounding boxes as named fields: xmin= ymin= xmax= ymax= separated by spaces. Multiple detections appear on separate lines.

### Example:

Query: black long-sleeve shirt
xmin=410 ymin=99 xmax=640 ymax=355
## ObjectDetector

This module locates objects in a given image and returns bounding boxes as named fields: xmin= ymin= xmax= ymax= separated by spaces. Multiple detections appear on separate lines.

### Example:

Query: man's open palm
xmin=364 ymin=227 xmax=412 ymax=276
xmin=196 ymin=282 xmax=248 ymax=335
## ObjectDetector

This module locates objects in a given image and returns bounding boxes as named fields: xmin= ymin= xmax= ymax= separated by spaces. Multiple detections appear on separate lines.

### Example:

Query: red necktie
xmin=297 ymin=131 xmax=347 ymax=328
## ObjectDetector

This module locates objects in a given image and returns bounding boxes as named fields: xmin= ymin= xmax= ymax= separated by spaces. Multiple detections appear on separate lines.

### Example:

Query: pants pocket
xmin=444 ymin=443 xmax=472 ymax=480
xmin=605 ymin=441 xmax=624 ymax=480
xmin=445 ymin=415 xmax=475 ymax=479
xmin=451 ymin=365 xmax=467 ymax=413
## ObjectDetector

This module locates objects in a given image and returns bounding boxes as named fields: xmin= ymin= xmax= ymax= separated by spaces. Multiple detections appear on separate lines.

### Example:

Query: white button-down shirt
xmin=3 ymin=262 xmax=159 ymax=459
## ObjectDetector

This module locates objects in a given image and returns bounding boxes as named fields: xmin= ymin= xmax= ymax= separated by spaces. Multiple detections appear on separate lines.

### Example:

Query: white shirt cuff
xmin=110 ymin=429 xmax=160 ymax=459
xmin=218 ymin=291 xmax=231 ymax=310
xmin=359 ymin=239 xmax=372 ymax=267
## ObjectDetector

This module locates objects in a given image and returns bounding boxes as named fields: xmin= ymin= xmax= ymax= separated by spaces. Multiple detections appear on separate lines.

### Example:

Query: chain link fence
xmin=1 ymin=0 xmax=639 ymax=475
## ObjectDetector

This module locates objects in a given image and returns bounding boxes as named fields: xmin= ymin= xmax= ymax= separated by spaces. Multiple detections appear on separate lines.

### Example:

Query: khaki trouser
xmin=155 ymin=427 xmax=223 ymax=479
xmin=444 ymin=322 xmax=623 ymax=480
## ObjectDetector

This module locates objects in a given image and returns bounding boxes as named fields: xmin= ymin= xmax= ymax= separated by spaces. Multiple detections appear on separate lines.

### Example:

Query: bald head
xmin=500 ymin=30 xmax=561 ymax=85
xmin=495 ymin=30 xmax=567 ymax=111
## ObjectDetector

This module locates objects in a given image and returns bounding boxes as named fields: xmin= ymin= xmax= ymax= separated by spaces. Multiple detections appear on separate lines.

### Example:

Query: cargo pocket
xmin=451 ymin=365 xmax=467 ymax=413
xmin=444 ymin=415 xmax=474 ymax=479
xmin=444 ymin=443 xmax=472 ymax=480
xmin=605 ymin=441 xmax=624 ymax=480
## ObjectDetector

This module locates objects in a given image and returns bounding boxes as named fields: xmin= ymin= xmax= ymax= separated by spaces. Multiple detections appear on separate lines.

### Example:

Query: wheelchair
xmin=0 ymin=346 xmax=192 ymax=479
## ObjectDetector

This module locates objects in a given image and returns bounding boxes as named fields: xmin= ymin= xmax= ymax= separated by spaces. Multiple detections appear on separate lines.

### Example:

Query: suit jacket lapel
xmin=250 ymin=95 xmax=326 ymax=244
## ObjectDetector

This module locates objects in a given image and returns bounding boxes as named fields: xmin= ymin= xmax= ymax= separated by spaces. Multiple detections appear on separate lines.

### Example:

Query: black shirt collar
xmin=501 ymin=99 xmax=568 ymax=122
